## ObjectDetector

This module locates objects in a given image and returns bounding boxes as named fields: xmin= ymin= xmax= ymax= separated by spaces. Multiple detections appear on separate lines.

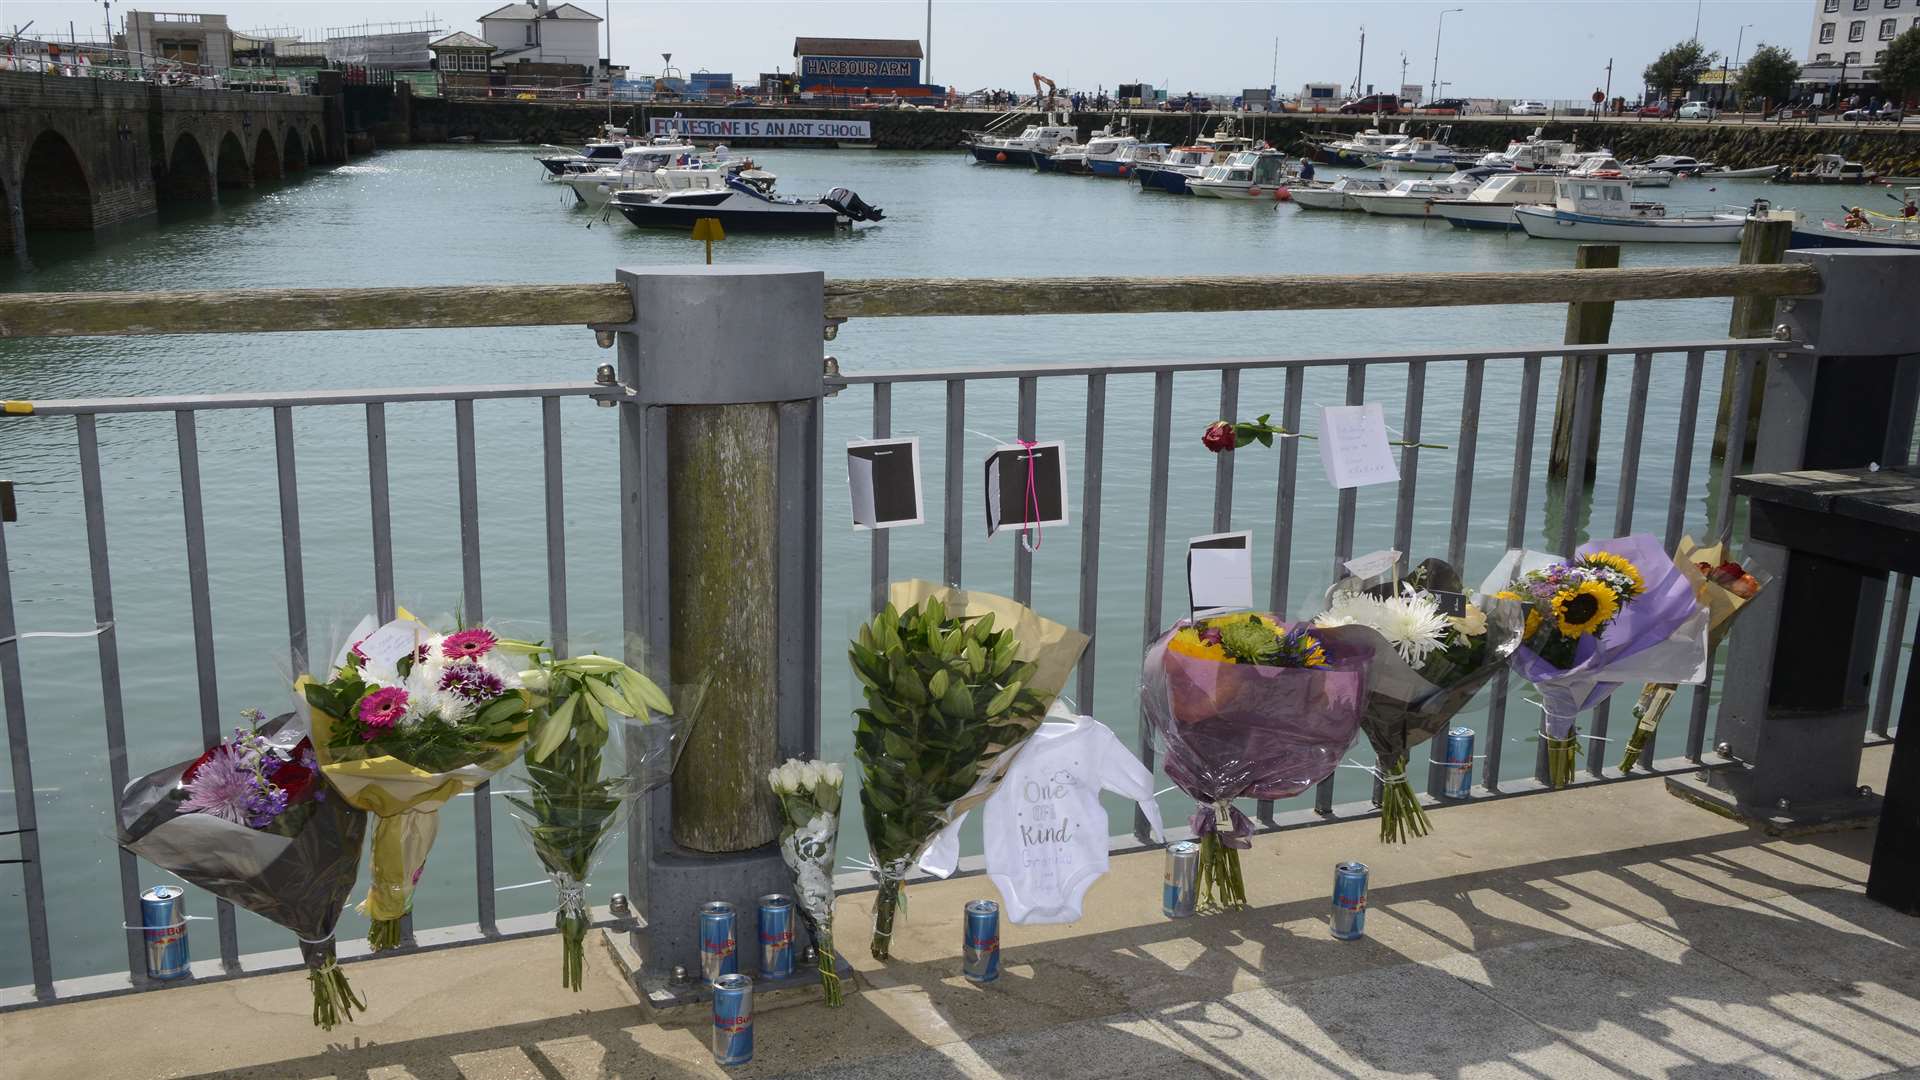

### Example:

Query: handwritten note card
xmin=1187 ymin=531 xmax=1254 ymax=617
xmin=1318 ymin=404 xmax=1399 ymax=490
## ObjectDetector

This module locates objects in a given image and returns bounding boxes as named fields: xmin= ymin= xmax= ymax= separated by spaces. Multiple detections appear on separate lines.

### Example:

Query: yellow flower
xmin=1168 ymin=628 xmax=1227 ymax=661
xmin=1493 ymin=590 xmax=1524 ymax=602
xmin=1523 ymin=609 xmax=1542 ymax=640
xmin=1582 ymin=552 xmax=1644 ymax=596
xmin=1449 ymin=603 xmax=1488 ymax=637
xmin=1551 ymin=580 xmax=1620 ymax=638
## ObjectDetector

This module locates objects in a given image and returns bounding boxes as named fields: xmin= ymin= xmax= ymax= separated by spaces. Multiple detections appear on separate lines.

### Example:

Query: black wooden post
xmin=1687 ymin=250 xmax=1920 ymax=827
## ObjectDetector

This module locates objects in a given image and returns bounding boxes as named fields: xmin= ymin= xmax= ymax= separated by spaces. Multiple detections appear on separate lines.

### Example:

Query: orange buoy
xmin=1118 ymin=164 xmax=1129 ymax=175
xmin=1248 ymin=185 xmax=1261 ymax=196
xmin=995 ymin=151 xmax=1007 ymax=162
xmin=1275 ymin=187 xmax=1291 ymax=201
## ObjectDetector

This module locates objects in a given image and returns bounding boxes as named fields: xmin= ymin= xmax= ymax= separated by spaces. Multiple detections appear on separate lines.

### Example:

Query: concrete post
xmin=1686 ymin=249 xmax=1920 ymax=826
xmin=613 ymin=265 xmax=825 ymax=1005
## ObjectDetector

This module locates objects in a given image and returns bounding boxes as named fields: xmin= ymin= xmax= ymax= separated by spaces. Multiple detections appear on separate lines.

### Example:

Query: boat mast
xmin=604 ymin=0 xmax=612 ymax=125
xmin=1351 ymin=26 xmax=1365 ymax=100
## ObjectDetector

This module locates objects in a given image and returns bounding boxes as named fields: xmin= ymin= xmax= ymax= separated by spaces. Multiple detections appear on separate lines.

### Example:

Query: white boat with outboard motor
xmin=966 ymin=114 xmax=1080 ymax=167
xmin=1365 ymin=129 xmax=1461 ymax=173
xmin=1513 ymin=178 xmax=1752 ymax=243
xmin=1567 ymin=152 xmax=1671 ymax=188
xmin=557 ymin=145 xmax=771 ymax=208
xmin=611 ymin=175 xmax=884 ymax=233
xmin=1188 ymin=149 xmax=1297 ymax=199
xmin=1287 ymin=173 xmax=1393 ymax=210
xmin=536 ymin=124 xmax=648 ymax=176
xmin=1348 ymin=173 xmax=1483 ymax=217
xmin=1428 ymin=172 xmax=1561 ymax=230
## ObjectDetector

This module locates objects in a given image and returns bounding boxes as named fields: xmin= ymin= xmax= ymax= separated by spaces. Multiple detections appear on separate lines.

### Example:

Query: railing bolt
xmin=1776 ymin=797 xmax=1792 ymax=811
xmin=1772 ymin=323 xmax=1793 ymax=341
xmin=670 ymin=963 xmax=688 ymax=984
xmin=1714 ymin=741 xmax=1732 ymax=757
xmin=1779 ymin=300 xmax=1795 ymax=312
xmin=822 ymin=356 xmax=840 ymax=378
xmin=1859 ymin=785 xmax=1874 ymax=798
xmin=595 ymin=328 xmax=616 ymax=348
xmin=608 ymin=892 xmax=630 ymax=918
xmin=800 ymin=945 xmax=817 ymax=964
xmin=824 ymin=317 xmax=846 ymax=341
xmin=595 ymin=363 xmax=619 ymax=407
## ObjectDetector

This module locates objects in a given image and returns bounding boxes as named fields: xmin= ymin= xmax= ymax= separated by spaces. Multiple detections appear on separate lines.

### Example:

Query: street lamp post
xmin=1430 ymin=7 xmax=1464 ymax=104
xmin=1725 ymin=23 xmax=1752 ymax=112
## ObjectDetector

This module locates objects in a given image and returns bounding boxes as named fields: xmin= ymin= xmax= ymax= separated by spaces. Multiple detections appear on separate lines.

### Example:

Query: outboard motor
xmin=821 ymin=187 xmax=885 ymax=222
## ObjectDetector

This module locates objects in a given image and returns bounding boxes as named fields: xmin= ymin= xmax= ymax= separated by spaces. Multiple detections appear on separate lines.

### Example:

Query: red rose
xmin=272 ymin=737 xmax=320 ymax=804
xmin=1202 ymin=421 xmax=1236 ymax=453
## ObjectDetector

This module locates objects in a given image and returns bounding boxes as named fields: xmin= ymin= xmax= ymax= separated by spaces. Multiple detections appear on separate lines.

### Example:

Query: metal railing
xmin=0 ymin=260 xmax=1906 ymax=1007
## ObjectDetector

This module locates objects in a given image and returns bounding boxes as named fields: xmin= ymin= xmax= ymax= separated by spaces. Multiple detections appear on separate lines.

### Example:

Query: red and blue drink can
xmin=757 ymin=894 xmax=795 ymax=979
xmin=699 ymin=900 xmax=737 ymax=984
xmin=710 ymin=972 xmax=753 ymax=1066
xmin=1439 ymin=726 xmax=1476 ymax=800
xmin=1331 ymin=861 xmax=1369 ymax=940
xmin=140 ymin=884 xmax=190 ymax=980
xmin=963 ymin=899 xmax=1000 ymax=982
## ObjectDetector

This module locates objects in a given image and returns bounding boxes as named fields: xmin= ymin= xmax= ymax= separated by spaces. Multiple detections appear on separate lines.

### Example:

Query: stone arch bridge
xmin=1 ymin=71 xmax=341 ymax=260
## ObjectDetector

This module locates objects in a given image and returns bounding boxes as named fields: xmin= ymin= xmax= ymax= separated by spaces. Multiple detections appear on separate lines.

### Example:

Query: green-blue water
xmin=0 ymin=147 xmax=1897 ymax=985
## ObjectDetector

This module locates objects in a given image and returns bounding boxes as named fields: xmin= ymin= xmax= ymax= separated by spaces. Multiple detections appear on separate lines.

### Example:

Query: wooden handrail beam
xmin=0 ymin=264 xmax=1822 ymax=338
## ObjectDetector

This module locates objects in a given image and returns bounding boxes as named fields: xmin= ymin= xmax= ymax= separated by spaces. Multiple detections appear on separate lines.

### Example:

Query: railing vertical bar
xmin=542 ymin=397 xmax=570 ymax=660
xmin=1392 ymin=360 xmax=1426 ymax=556
xmin=272 ymin=408 xmax=309 ymax=676
xmin=453 ymin=399 xmax=496 ymax=936
xmin=1212 ymin=369 xmax=1239 ymax=533
xmin=1663 ymin=350 xmax=1707 ymax=555
xmin=1075 ymin=373 xmax=1107 ymax=714
xmin=943 ymin=380 xmax=965 ymax=587
xmin=1873 ymin=574 xmax=1912 ymax=738
xmin=1320 ymin=362 xmax=1366 ymax=815
xmin=0 ymin=512 xmax=53 ymax=997
xmin=1445 ymin=358 xmax=1484 ymax=571
xmin=1260 ymin=365 xmax=1304 ymax=823
xmin=1688 ymin=349 xmax=1759 ymax=763
xmin=1585 ymin=352 xmax=1653 ymax=777
xmin=1013 ymin=376 xmax=1038 ymax=606
xmin=869 ymin=383 xmax=892 ymax=615
xmin=366 ymin=403 xmax=397 ymax=624
xmin=175 ymin=409 xmax=240 ymax=970
xmin=1543 ymin=355 xmax=1600 ymax=785
xmin=1138 ymin=371 xmax=1174 ymax=842
xmin=1485 ymin=354 xmax=1544 ymax=792
xmin=77 ymin=417 xmax=148 ymax=985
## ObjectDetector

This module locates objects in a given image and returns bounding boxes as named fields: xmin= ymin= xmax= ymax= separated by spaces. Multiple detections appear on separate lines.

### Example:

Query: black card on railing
xmin=984 ymin=441 xmax=1068 ymax=538
xmin=847 ymin=437 xmax=924 ymax=530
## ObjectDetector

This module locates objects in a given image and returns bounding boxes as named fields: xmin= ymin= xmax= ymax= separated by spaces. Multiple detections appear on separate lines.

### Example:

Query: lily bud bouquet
xmin=769 ymin=758 xmax=846 ymax=1004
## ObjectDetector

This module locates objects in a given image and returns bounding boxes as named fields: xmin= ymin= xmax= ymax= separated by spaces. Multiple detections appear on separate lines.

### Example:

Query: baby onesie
xmin=919 ymin=710 xmax=1164 ymax=924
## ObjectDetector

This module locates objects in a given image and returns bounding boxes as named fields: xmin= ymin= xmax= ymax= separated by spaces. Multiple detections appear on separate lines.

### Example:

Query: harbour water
xmin=0 ymin=146 xmax=1899 ymax=984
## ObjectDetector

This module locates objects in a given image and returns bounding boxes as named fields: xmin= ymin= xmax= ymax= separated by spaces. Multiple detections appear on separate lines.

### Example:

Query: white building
xmin=477 ymin=1 xmax=601 ymax=71
xmin=1807 ymin=0 xmax=1920 ymax=69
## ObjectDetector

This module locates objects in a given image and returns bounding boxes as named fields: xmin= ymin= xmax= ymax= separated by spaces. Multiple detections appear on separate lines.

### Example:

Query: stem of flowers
xmin=1618 ymin=684 xmax=1674 ymax=773
xmin=816 ymin=931 xmax=843 ymax=1007
xmin=1195 ymin=832 xmax=1248 ymax=913
xmin=1377 ymin=757 xmax=1433 ymax=844
xmin=558 ymin=908 xmax=588 ymax=992
xmin=367 ymin=917 xmax=403 ymax=952
xmin=1544 ymin=729 xmax=1582 ymax=789
xmin=870 ymin=879 xmax=901 ymax=961
xmin=309 ymin=958 xmax=366 ymax=1031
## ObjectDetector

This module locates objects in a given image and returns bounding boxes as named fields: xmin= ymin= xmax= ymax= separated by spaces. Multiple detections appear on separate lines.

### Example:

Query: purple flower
xmin=439 ymin=661 xmax=506 ymax=704
xmin=246 ymin=784 xmax=289 ymax=829
xmin=179 ymin=746 xmax=271 ymax=827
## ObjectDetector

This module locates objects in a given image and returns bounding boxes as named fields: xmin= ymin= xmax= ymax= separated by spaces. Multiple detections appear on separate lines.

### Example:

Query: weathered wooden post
xmin=1713 ymin=215 xmax=1792 ymax=459
xmin=1547 ymin=244 xmax=1617 ymax=479
xmin=613 ymin=265 xmax=825 ymax=1006
xmin=1678 ymin=249 xmax=1920 ymax=827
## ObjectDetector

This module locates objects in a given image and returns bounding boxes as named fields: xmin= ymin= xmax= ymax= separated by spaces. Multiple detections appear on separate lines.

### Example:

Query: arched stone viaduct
xmin=1 ymin=71 xmax=342 ymax=260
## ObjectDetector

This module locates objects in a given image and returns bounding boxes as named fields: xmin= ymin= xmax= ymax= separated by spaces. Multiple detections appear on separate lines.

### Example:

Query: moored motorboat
xmin=1310 ymin=127 xmax=1409 ymax=166
xmin=1366 ymin=135 xmax=1458 ymax=173
xmin=1699 ymin=164 xmax=1781 ymax=179
xmin=535 ymin=124 xmax=642 ymax=176
xmin=1287 ymin=173 xmax=1392 ymax=210
xmin=1091 ymin=141 xmax=1166 ymax=178
xmin=1187 ymin=149 xmax=1297 ymax=199
xmin=1477 ymin=133 xmax=1579 ymax=172
xmin=1774 ymin=154 xmax=1880 ymax=184
xmin=1513 ymin=177 xmax=1749 ymax=243
xmin=611 ymin=176 xmax=883 ymax=233
xmin=556 ymin=144 xmax=763 ymax=208
xmin=1429 ymin=172 xmax=1560 ymax=230
xmin=1636 ymin=154 xmax=1716 ymax=177
xmin=1132 ymin=145 xmax=1218 ymax=194
xmin=965 ymin=116 xmax=1080 ymax=167
xmin=1348 ymin=173 xmax=1482 ymax=217
xmin=1568 ymin=152 xmax=1670 ymax=188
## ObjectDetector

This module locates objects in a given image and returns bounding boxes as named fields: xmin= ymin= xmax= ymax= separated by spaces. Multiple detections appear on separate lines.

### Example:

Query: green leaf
xmin=618 ymin=669 xmax=674 ymax=715
xmin=529 ymin=694 xmax=577 ymax=762
xmin=891 ymin=666 xmax=927 ymax=705
xmin=881 ymin=731 xmax=914 ymax=759
xmin=985 ymin=680 xmax=1023 ymax=717
xmin=583 ymin=675 xmax=633 ymax=717
xmin=927 ymin=668 xmax=950 ymax=700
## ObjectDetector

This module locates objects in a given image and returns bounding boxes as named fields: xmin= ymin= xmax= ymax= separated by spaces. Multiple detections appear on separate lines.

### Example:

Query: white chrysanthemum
xmin=1315 ymin=592 xmax=1387 ymax=630
xmin=479 ymin=650 xmax=524 ymax=689
xmin=1375 ymin=589 xmax=1452 ymax=666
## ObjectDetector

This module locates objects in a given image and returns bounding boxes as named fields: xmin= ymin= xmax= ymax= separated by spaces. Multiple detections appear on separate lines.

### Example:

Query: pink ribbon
xmin=1017 ymin=439 xmax=1042 ymax=552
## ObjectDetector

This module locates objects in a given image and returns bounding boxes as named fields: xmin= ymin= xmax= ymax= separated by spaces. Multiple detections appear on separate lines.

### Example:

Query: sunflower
xmin=1168 ymin=629 xmax=1228 ymax=662
xmin=1581 ymin=551 xmax=1644 ymax=598
xmin=1551 ymin=580 xmax=1620 ymax=638
xmin=1523 ymin=609 xmax=1542 ymax=641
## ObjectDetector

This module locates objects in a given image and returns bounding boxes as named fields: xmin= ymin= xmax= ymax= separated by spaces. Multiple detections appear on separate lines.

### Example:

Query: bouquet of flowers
xmin=1314 ymin=558 xmax=1525 ymax=842
xmin=1141 ymin=614 xmax=1373 ymax=910
xmin=299 ymin=615 xmax=536 ymax=950
xmin=1617 ymin=537 xmax=1766 ymax=772
xmin=506 ymin=650 xmax=698 ymax=991
xmin=768 ymin=758 xmax=845 ymax=1005
xmin=851 ymin=581 xmax=1087 ymax=960
xmin=1482 ymin=534 xmax=1710 ymax=788
xmin=118 ymin=711 xmax=370 ymax=1029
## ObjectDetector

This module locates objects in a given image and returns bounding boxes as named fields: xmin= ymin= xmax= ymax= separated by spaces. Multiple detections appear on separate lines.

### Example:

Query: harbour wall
xmin=409 ymin=97 xmax=1920 ymax=173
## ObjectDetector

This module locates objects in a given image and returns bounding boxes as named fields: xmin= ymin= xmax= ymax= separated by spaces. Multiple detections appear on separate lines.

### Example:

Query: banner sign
xmin=649 ymin=117 xmax=872 ymax=140
xmin=801 ymin=56 xmax=916 ymax=79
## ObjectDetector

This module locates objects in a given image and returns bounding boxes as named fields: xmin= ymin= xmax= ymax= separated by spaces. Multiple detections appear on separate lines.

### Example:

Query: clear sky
xmin=5 ymin=0 xmax=1816 ymax=100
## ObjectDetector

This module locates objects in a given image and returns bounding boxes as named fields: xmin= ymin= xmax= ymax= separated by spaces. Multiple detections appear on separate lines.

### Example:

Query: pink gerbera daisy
xmin=357 ymin=687 xmax=410 ymax=738
xmin=440 ymin=628 xmax=497 ymax=661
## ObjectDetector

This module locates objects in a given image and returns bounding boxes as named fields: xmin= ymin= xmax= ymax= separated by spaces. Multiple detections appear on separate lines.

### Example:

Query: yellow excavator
xmin=1032 ymin=72 xmax=1058 ymax=111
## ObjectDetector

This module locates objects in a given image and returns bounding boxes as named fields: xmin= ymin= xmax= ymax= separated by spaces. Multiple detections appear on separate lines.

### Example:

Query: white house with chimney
xmin=477 ymin=1 xmax=601 ymax=71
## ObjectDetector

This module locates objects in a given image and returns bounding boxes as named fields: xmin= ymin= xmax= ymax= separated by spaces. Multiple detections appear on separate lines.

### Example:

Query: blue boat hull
xmin=1088 ymin=159 xmax=1135 ymax=178
xmin=1134 ymin=165 xmax=1194 ymax=195
xmin=970 ymin=145 xmax=1040 ymax=167
xmin=1445 ymin=216 xmax=1522 ymax=232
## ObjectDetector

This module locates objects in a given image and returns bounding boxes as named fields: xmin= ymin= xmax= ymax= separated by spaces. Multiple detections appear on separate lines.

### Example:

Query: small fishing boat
xmin=1287 ymin=174 xmax=1393 ymax=210
xmin=1091 ymin=141 xmax=1166 ymax=178
xmin=1568 ymin=152 xmax=1671 ymax=188
xmin=1699 ymin=164 xmax=1782 ymax=179
xmin=1132 ymin=145 xmax=1218 ymax=194
xmin=611 ymin=177 xmax=883 ymax=233
xmin=966 ymin=119 xmax=1080 ymax=167
xmin=1188 ymin=149 xmax=1297 ymax=199
xmin=1310 ymin=127 xmax=1410 ymax=166
xmin=1637 ymin=154 xmax=1716 ymax=177
xmin=1348 ymin=173 xmax=1482 ymax=217
xmin=1429 ymin=172 xmax=1561 ymax=230
xmin=556 ymin=144 xmax=769 ymax=208
xmin=1774 ymin=154 xmax=1880 ymax=184
xmin=1366 ymin=134 xmax=1459 ymax=173
xmin=1037 ymin=127 xmax=1136 ymax=175
xmin=535 ymin=124 xmax=642 ymax=176
xmin=1513 ymin=178 xmax=1747 ymax=243
xmin=1477 ymin=134 xmax=1579 ymax=172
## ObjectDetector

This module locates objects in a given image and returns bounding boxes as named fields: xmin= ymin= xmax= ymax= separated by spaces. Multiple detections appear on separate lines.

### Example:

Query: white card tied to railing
xmin=1188 ymin=531 xmax=1254 ymax=619
xmin=1343 ymin=548 xmax=1402 ymax=583
xmin=847 ymin=437 xmax=925 ymax=530
xmin=984 ymin=440 xmax=1069 ymax=538
xmin=1318 ymin=403 xmax=1399 ymax=489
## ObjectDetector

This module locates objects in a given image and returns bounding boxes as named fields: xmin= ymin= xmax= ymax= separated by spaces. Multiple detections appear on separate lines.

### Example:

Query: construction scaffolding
xmin=323 ymin=19 xmax=440 ymax=71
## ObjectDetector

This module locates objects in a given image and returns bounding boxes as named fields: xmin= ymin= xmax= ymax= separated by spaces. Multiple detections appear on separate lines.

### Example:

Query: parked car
xmin=1509 ymin=100 xmax=1549 ymax=116
xmin=1339 ymin=92 xmax=1402 ymax=114
xmin=1637 ymin=103 xmax=1672 ymax=118
xmin=1425 ymin=97 xmax=1474 ymax=114
xmin=1841 ymin=106 xmax=1903 ymax=122
xmin=1677 ymin=102 xmax=1717 ymax=119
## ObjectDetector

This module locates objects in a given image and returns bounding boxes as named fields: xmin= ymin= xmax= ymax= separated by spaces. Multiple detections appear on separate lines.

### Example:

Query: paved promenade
xmin=4 ymin=747 xmax=1912 ymax=1079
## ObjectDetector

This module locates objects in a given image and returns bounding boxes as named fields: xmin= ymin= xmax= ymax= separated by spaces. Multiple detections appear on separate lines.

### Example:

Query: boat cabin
xmin=1201 ymin=150 xmax=1291 ymax=185
xmin=1551 ymin=177 xmax=1664 ymax=218
xmin=1805 ymin=154 xmax=1871 ymax=181
xmin=1463 ymin=173 xmax=1558 ymax=203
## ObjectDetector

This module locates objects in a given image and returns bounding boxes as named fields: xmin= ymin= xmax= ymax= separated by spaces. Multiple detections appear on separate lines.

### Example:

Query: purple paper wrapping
xmin=1142 ymin=621 xmax=1374 ymax=808
xmin=1504 ymin=534 xmax=1708 ymax=737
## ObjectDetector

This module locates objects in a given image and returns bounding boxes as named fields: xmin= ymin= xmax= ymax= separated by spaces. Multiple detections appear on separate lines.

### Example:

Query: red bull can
xmin=710 ymin=972 xmax=753 ymax=1066
xmin=140 ymin=885 xmax=190 ymax=980
xmin=1439 ymin=726 xmax=1476 ymax=800
xmin=698 ymin=901 xmax=737 ymax=984
xmin=963 ymin=899 xmax=1000 ymax=982
xmin=1162 ymin=841 xmax=1199 ymax=918
xmin=1331 ymin=861 xmax=1369 ymax=940
xmin=757 ymin=894 xmax=795 ymax=979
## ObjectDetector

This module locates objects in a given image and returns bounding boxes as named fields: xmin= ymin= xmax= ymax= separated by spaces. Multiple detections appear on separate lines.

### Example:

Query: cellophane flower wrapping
xmin=1315 ymin=558 xmax=1526 ymax=842
xmin=1480 ymin=534 xmax=1710 ymax=787
xmin=299 ymin=615 xmax=533 ymax=951
xmin=1619 ymin=536 xmax=1769 ymax=771
xmin=769 ymin=760 xmax=844 ymax=1005
xmin=118 ymin=713 xmax=370 ymax=1029
xmin=1140 ymin=618 xmax=1373 ymax=910
xmin=506 ymin=664 xmax=697 ymax=991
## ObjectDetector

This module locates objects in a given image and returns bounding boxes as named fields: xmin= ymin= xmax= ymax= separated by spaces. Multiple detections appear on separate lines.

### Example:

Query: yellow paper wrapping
xmin=1672 ymin=537 xmax=1758 ymax=647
